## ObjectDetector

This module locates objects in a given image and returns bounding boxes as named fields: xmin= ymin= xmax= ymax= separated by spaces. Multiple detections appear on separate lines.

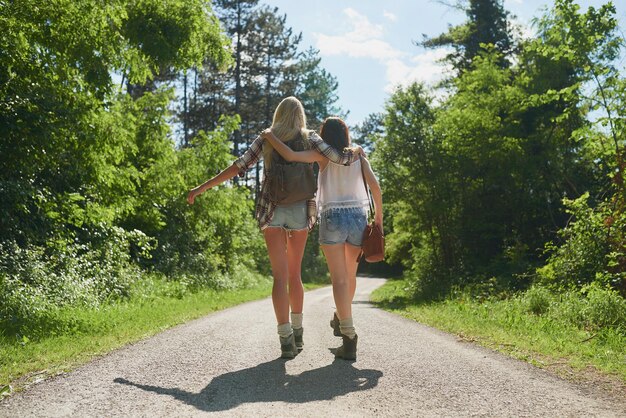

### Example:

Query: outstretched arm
xmin=187 ymin=164 xmax=239 ymax=204
xmin=360 ymin=156 xmax=383 ymax=230
xmin=261 ymin=130 xmax=325 ymax=163
xmin=187 ymin=135 xmax=264 ymax=204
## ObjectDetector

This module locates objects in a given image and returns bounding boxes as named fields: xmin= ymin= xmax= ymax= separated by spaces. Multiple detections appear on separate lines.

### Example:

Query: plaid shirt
xmin=234 ymin=131 xmax=359 ymax=230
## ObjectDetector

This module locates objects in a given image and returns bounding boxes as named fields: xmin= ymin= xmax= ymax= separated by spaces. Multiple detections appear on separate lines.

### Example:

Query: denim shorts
xmin=319 ymin=207 xmax=368 ymax=246
xmin=268 ymin=200 xmax=308 ymax=230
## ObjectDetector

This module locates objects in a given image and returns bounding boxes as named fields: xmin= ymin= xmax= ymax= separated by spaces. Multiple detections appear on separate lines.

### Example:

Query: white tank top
xmin=316 ymin=159 xmax=370 ymax=213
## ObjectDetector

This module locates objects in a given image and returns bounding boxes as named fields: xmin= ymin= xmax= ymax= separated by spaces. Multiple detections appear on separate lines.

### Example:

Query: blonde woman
xmin=187 ymin=97 xmax=362 ymax=359
xmin=262 ymin=117 xmax=383 ymax=361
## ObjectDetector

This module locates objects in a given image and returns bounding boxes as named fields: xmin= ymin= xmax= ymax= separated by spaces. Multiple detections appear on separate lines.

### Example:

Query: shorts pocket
xmin=353 ymin=212 xmax=367 ymax=231
xmin=324 ymin=212 xmax=340 ymax=232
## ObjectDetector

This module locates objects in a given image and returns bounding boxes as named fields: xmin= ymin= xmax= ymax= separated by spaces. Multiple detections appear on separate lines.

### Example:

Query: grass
xmin=0 ymin=277 xmax=327 ymax=392
xmin=370 ymin=279 xmax=626 ymax=383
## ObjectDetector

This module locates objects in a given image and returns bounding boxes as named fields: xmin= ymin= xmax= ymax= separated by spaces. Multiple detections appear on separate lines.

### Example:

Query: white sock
xmin=277 ymin=322 xmax=293 ymax=338
xmin=339 ymin=317 xmax=356 ymax=339
xmin=291 ymin=312 xmax=303 ymax=329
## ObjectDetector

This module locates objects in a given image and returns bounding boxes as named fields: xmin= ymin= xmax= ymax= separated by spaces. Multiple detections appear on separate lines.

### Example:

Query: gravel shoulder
xmin=1 ymin=277 xmax=625 ymax=417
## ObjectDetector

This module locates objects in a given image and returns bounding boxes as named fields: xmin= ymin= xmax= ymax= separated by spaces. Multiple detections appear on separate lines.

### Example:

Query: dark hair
xmin=320 ymin=117 xmax=350 ymax=152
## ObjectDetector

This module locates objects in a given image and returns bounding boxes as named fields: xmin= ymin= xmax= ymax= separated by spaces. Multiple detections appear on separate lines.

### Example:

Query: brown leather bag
xmin=359 ymin=156 xmax=385 ymax=263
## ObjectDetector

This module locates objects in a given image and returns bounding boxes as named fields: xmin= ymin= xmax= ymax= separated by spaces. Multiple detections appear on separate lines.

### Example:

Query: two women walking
xmin=187 ymin=96 xmax=382 ymax=360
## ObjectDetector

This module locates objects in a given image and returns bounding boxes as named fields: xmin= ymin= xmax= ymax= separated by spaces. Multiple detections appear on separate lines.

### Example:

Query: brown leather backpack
xmin=266 ymin=133 xmax=317 ymax=205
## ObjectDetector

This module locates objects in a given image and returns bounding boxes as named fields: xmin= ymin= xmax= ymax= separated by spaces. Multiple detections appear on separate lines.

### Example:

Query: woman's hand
xmin=187 ymin=188 xmax=200 ymax=205
xmin=374 ymin=213 xmax=383 ymax=233
xmin=354 ymin=145 xmax=367 ymax=158
xmin=261 ymin=128 xmax=272 ymax=140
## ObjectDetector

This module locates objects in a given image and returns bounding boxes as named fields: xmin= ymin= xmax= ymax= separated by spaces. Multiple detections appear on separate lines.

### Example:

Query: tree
xmin=0 ymin=0 xmax=230 ymax=243
xmin=211 ymin=0 xmax=260 ymax=155
xmin=421 ymin=0 xmax=516 ymax=73
xmin=352 ymin=113 xmax=384 ymax=152
xmin=293 ymin=48 xmax=344 ymax=130
xmin=530 ymin=0 xmax=626 ymax=293
xmin=375 ymin=0 xmax=622 ymax=298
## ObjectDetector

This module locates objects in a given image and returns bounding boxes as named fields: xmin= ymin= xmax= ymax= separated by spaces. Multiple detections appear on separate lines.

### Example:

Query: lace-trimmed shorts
xmin=319 ymin=207 xmax=367 ymax=246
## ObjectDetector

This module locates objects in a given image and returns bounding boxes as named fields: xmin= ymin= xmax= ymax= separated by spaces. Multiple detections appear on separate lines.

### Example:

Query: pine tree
xmin=294 ymin=48 xmax=344 ymax=130
xmin=421 ymin=0 xmax=515 ymax=72
xmin=245 ymin=6 xmax=302 ymax=192
xmin=247 ymin=7 xmax=302 ymax=127
xmin=213 ymin=0 xmax=260 ymax=155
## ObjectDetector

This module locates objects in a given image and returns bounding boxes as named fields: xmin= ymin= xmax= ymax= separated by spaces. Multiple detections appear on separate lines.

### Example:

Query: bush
xmin=0 ymin=226 xmax=152 ymax=336
xmin=522 ymin=286 xmax=554 ymax=315
xmin=583 ymin=284 xmax=626 ymax=330
xmin=518 ymin=284 xmax=626 ymax=334
xmin=537 ymin=193 xmax=625 ymax=291
xmin=146 ymin=122 xmax=268 ymax=283
xmin=550 ymin=290 xmax=587 ymax=327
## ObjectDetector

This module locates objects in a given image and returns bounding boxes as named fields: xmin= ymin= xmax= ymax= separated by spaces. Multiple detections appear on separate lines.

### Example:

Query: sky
xmin=264 ymin=0 xmax=626 ymax=127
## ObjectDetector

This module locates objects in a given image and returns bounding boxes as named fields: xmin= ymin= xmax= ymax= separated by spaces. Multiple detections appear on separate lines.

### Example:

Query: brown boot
xmin=330 ymin=312 xmax=341 ymax=337
xmin=280 ymin=333 xmax=298 ymax=359
xmin=335 ymin=334 xmax=358 ymax=361
xmin=293 ymin=327 xmax=304 ymax=351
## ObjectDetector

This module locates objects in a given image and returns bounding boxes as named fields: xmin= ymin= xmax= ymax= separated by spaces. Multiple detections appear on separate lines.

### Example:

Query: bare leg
xmin=322 ymin=243 xmax=351 ymax=320
xmin=345 ymin=244 xmax=361 ymax=302
xmin=286 ymin=229 xmax=307 ymax=314
xmin=264 ymin=228 xmax=290 ymax=325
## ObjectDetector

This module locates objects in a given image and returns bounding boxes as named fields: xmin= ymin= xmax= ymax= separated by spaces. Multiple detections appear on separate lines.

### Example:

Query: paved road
xmin=2 ymin=277 xmax=625 ymax=417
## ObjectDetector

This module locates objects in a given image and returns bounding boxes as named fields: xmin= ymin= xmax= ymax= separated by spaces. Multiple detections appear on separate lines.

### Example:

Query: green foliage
xmin=0 ymin=0 xmax=230 ymax=244
xmin=300 ymin=225 xmax=329 ymax=283
xmin=0 ymin=0 xmax=269 ymax=343
xmin=536 ymin=193 xmax=622 ymax=289
xmin=294 ymin=47 xmax=344 ymax=129
xmin=375 ymin=0 xmax=625 ymax=301
xmin=123 ymin=0 xmax=231 ymax=76
xmin=157 ymin=117 xmax=266 ymax=281
xmin=583 ymin=283 xmax=626 ymax=329
xmin=372 ymin=279 xmax=626 ymax=380
xmin=522 ymin=286 xmax=553 ymax=315
xmin=0 ymin=276 xmax=273 ymax=388
xmin=0 ymin=226 xmax=152 ymax=337
xmin=518 ymin=284 xmax=626 ymax=332
xmin=421 ymin=0 xmax=516 ymax=73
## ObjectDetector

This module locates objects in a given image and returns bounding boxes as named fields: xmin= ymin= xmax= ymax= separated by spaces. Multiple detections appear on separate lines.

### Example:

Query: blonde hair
xmin=263 ymin=96 xmax=310 ymax=168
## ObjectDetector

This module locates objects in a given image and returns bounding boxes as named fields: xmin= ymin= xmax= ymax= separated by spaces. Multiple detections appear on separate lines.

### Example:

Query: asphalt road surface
xmin=2 ymin=277 xmax=625 ymax=417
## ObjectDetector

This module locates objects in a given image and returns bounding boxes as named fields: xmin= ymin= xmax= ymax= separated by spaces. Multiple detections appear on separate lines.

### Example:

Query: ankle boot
xmin=279 ymin=333 xmax=297 ymax=359
xmin=330 ymin=312 xmax=341 ymax=336
xmin=293 ymin=327 xmax=304 ymax=351
xmin=335 ymin=333 xmax=358 ymax=361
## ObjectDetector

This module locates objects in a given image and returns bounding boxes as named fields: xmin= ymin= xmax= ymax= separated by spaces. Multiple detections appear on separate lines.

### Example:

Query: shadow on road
xmin=114 ymin=359 xmax=382 ymax=412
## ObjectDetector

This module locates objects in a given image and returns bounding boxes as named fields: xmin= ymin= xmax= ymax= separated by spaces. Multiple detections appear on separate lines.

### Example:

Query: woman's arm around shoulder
xmin=261 ymin=129 xmax=324 ymax=163
xmin=308 ymin=131 xmax=365 ymax=165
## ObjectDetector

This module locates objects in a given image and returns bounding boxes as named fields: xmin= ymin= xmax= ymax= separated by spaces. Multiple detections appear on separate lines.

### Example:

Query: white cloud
xmin=314 ymin=8 xmax=450 ymax=97
xmin=384 ymin=49 xmax=453 ymax=93
xmin=344 ymin=8 xmax=384 ymax=40
xmin=315 ymin=33 xmax=403 ymax=60
xmin=314 ymin=8 xmax=399 ymax=60
xmin=383 ymin=11 xmax=397 ymax=22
